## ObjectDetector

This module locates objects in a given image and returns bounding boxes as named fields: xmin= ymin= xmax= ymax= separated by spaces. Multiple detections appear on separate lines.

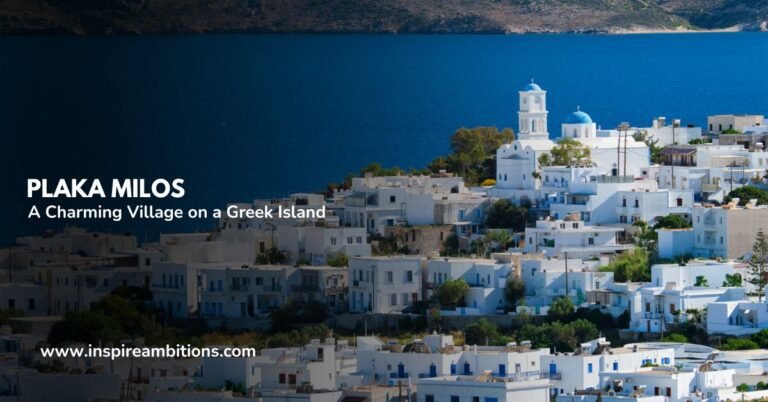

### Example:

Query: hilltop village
xmin=2 ymin=82 xmax=768 ymax=402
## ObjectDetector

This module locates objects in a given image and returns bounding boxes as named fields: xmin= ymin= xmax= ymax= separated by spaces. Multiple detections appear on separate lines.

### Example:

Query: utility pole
xmin=617 ymin=122 xmax=630 ymax=177
xmin=616 ymin=127 xmax=622 ymax=177
xmin=623 ymin=126 xmax=628 ymax=176
xmin=564 ymin=251 xmax=569 ymax=299
xmin=672 ymin=121 xmax=677 ymax=188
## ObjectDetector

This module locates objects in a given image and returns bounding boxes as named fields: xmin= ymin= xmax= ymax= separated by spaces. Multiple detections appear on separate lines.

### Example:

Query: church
xmin=493 ymin=80 xmax=649 ymax=205
xmin=493 ymin=80 xmax=556 ymax=204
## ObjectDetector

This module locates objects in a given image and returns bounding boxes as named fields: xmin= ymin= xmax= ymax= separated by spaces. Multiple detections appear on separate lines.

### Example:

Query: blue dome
xmin=523 ymin=82 xmax=542 ymax=91
xmin=565 ymin=110 xmax=593 ymax=124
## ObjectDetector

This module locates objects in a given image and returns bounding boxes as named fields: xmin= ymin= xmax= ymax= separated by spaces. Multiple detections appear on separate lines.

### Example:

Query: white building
xmin=692 ymin=202 xmax=768 ymax=259
xmin=354 ymin=333 xmax=549 ymax=387
xmin=520 ymin=257 xmax=612 ymax=308
xmin=417 ymin=374 xmax=551 ymax=402
xmin=195 ymin=338 xmax=351 ymax=395
xmin=277 ymin=222 xmax=370 ymax=265
xmin=628 ymin=262 xmax=747 ymax=334
xmin=494 ymin=80 xmax=555 ymax=204
xmin=637 ymin=117 xmax=702 ymax=147
xmin=558 ymin=108 xmax=650 ymax=179
xmin=427 ymin=256 xmax=514 ymax=315
xmin=523 ymin=216 xmax=631 ymax=258
xmin=336 ymin=174 xmax=489 ymax=236
xmin=152 ymin=262 xmax=303 ymax=319
xmin=543 ymin=167 xmax=658 ymax=225
xmin=657 ymin=229 xmax=695 ymax=260
xmin=545 ymin=338 xmax=675 ymax=398
xmin=707 ymin=298 xmax=768 ymax=336
xmin=707 ymin=114 xmax=764 ymax=133
xmin=348 ymin=256 xmax=423 ymax=314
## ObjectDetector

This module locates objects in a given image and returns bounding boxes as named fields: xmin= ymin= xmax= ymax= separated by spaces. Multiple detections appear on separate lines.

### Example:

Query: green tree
xmin=722 ymin=128 xmax=742 ymax=134
xmin=750 ymin=329 xmax=768 ymax=348
xmin=484 ymin=229 xmax=513 ymax=253
xmin=256 ymin=247 xmax=287 ymax=264
xmin=654 ymin=215 xmax=691 ymax=230
xmin=549 ymin=297 xmax=574 ymax=318
xmin=428 ymin=127 xmax=514 ymax=185
xmin=326 ymin=253 xmax=349 ymax=267
xmin=694 ymin=276 xmax=709 ymax=287
xmin=724 ymin=186 xmax=768 ymax=206
xmin=569 ymin=319 xmax=598 ymax=342
xmin=485 ymin=199 xmax=529 ymax=231
xmin=662 ymin=333 xmax=688 ymax=343
xmin=736 ymin=383 xmax=750 ymax=392
xmin=433 ymin=278 xmax=469 ymax=308
xmin=503 ymin=277 xmax=526 ymax=310
xmin=634 ymin=130 xmax=662 ymax=163
xmin=443 ymin=232 xmax=460 ymax=256
xmin=721 ymin=338 xmax=759 ymax=351
xmin=599 ymin=249 xmax=650 ymax=283
xmin=464 ymin=318 xmax=503 ymax=346
xmin=748 ymin=229 xmax=768 ymax=302
xmin=538 ymin=138 xmax=591 ymax=168
xmin=722 ymin=273 xmax=742 ymax=287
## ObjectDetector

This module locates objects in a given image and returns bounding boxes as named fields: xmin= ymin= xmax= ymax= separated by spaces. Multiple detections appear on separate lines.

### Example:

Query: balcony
xmin=540 ymin=372 xmax=562 ymax=380
xmin=230 ymin=285 xmax=249 ymax=292
xmin=262 ymin=285 xmax=283 ymax=293
xmin=324 ymin=286 xmax=348 ymax=296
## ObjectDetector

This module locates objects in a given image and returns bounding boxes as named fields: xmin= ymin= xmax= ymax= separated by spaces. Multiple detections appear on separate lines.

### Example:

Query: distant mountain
xmin=0 ymin=0 xmax=766 ymax=35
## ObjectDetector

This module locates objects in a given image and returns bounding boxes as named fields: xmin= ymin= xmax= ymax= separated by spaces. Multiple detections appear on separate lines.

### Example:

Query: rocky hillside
xmin=0 ymin=0 xmax=765 ymax=35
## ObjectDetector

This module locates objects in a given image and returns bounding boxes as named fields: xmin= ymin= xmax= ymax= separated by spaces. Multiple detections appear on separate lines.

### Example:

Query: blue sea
xmin=0 ymin=33 xmax=766 ymax=244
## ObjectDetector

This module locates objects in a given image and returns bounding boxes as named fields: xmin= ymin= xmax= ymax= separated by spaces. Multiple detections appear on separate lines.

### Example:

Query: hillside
xmin=0 ymin=0 xmax=766 ymax=35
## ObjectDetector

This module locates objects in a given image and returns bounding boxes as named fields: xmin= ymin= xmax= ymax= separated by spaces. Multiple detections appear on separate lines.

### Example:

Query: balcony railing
xmin=540 ymin=372 xmax=562 ymax=380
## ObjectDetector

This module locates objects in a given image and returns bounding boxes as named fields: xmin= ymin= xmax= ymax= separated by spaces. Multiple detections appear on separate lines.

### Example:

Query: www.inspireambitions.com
xmin=25 ymin=178 xmax=326 ymax=222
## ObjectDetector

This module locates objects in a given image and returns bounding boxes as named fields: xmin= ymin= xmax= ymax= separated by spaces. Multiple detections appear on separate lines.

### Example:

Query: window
xmin=330 ymin=237 xmax=337 ymax=246
xmin=425 ymin=396 xmax=434 ymax=402
xmin=613 ymin=362 xmax=618 ymax=371
xmin=587 ymin=363 xmax=593 ymax=373
xmin=28 ymin=298 xmax=35 ymax=310
xmin=451 ymin=396 xmax=460 ymax=402
xmin=402 ymin=293 xmax=408 ymax=305
xmin=7 ymin=299 xmax=15 ymax=309
xmin=390 ymin=294 xmax=397 ymax=306
xmin=279 ymin=373 xmax=286 ymax=384
xmin=386 ymin=271 xmax=393 ymax=283
xmin=406 ymin=271 xmax=413 ymax=283
xmin=347 ymin=237 xmax=353 ymax=244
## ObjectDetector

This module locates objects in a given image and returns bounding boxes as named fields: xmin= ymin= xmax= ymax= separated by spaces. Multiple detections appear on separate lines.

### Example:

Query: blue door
xmin=485 ymin=398 xmax=498 ymax=402
xmin=463 ymin=362 xmax=471 ymax=375
xmin=450 ymin=364 xmax=456 ymax=375
xmin=398 ymin=363 xmax=405 ymax=378
xmin=549 ymin=363 xmax=557 ymax=375
xmin=429 ymin=363 xmax=437 ymax=377
xmin=499 ymin=364 xmax=506 ymax=377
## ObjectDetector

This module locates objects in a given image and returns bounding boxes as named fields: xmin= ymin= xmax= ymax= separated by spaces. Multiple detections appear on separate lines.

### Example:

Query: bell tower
xmin=518 ymin=79 xmax=548 ymax=140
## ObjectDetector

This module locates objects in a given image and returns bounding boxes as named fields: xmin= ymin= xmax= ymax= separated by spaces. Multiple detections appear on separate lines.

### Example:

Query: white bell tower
xmin=518 ymin=79 xmax=549 ymax=140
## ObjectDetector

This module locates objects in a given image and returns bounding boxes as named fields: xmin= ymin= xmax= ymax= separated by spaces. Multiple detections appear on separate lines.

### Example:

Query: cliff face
xmin=0 ymin=0 xmax=765 ymax=35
